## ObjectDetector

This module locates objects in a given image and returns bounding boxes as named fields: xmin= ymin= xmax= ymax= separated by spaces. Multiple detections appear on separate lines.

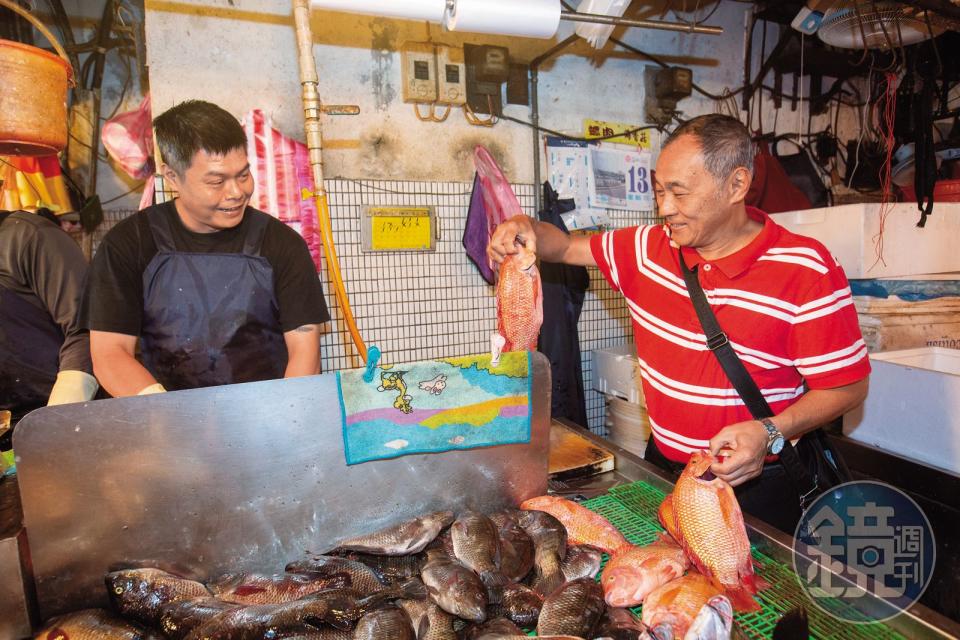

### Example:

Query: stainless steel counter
xmin=555 ymin=424 xmax=960 ymax=639
xmin=0 ymin=476 xmax=35 ymax=640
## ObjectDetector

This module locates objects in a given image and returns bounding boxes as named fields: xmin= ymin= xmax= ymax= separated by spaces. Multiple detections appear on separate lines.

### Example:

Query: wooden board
xmin=548 ymin=420 xmax=615 ymax=480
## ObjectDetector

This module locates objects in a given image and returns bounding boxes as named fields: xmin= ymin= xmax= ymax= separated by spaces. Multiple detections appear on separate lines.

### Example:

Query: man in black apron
xmin=0 ymin=208 xmax=98 ymax=448
xmin=81 ymin=101 xmax=330 ymax=396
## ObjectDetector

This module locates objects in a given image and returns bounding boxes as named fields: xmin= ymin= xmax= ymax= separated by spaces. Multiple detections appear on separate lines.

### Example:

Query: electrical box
xmin=465 ymin=43 xmax=510 ymax=115
xmin=435 ymin=45 xmax=466 ymax=106
xmin=401 ymin=42 xmax=438 ymax=104
xmin=644 ymin=65 xmax=692 ymax=126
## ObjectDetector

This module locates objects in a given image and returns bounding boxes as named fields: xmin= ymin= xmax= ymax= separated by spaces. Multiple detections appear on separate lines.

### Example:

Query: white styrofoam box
xmin=593 ymin=343 xmax=645 ymax=406
xmin=843 ymin=347 xmax=960 ymax=475
xmin=771 ymin=202 xmax=960 ymax=279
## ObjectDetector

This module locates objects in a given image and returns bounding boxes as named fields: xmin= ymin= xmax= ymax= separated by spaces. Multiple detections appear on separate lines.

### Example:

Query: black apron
xmin=139 ymin=207 xmax=287 ymax=390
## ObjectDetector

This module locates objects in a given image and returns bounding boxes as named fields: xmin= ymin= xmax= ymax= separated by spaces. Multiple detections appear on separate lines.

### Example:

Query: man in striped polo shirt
xmin=488 ymin=114 xmax=869 ymax=531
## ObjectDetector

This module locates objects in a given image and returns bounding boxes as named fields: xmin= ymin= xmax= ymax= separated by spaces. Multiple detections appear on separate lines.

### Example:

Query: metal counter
xmin=14 ymin=355 xmax=553 ymax=621
xmin=552 ymin=423 xmax=960 ymax=639
xmin=0 ymin=476 xmax=34 ymax=640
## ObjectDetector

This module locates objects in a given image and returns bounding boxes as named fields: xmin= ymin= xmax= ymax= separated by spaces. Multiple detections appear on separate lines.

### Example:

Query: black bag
xmin=679 ymin=250 xmax=851 ymax=510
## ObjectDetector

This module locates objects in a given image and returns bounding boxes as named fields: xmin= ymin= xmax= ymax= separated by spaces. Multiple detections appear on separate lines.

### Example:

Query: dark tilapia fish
xmin=333 ymin=511 xmax=454 ymax=556
xmin=536 ymin=577 xmax=605 ymax=638
xmin=158 ymin=598 xmax=240 ymax=640
xmin=512 ymin=509 xmax=567 ymax=597
xmin=421 ymin=549 xmax=487 ymax=623
xmin=285 ymin=555 xmax=386 ymax=595
xmin=593 ymin=606 xmax=645 ymax=640
xmin=488 ymin=512 xmax=534 ymax=583
xmin=208 ymin=571 xmax=351 ymax=605
xmin=427 ymin=527 xmax=457 ymax=558
xmin=106 ymin=568 xmax=212 ymax=627
xmin=459 ymin=617 xmax=522 ymax=640
xmin=450 ymin=512 xmax=509 ymax=602
xmin=487 ymin=582 xmax=542 ymax=628
xmin=34 ymin=608 xmax=162 ymax=640
xmin=398 ymin=599 xmax=457 ymax=640
xmin=559 ymin=545 xmax=603 ymax=582
xmin=353 ymin=605 xmax=416 ymax=640
xmin=327 ymin=550 xmax=425 ymax=585
xmin=185 ymin=580 xmax=425 ymax=640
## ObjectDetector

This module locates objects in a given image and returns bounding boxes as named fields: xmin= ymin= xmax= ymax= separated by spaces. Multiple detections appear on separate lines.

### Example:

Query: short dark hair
xmin=663 ymin=114 xmax=754 ymax=181
xmin=153 ymin=100 xmax=247 ymax=174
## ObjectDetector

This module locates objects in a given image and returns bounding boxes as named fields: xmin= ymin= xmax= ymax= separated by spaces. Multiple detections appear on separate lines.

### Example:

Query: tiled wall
xmin=104 ymin=179 xmax=656 ymax=434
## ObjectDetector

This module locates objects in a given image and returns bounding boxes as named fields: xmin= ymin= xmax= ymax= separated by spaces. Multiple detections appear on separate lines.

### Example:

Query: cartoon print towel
xmin=338 ymin=351 xmax=532 ymax=465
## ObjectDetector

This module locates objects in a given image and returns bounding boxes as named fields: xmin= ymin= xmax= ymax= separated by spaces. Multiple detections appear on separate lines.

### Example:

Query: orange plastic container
xmin=898 ymin=179 xmax=960 ymax=203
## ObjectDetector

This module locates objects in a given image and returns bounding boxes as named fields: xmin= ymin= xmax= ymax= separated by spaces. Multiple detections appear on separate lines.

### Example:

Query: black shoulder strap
xmin=678 ymin=248 xmax=820 ymax=507
xmin=678 ymin=250 xmax=773 ymax=419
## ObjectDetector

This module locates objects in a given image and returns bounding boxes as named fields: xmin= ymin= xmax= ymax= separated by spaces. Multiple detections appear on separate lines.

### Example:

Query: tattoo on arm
xmin=294 ymin=324 xmax=317 ymax=333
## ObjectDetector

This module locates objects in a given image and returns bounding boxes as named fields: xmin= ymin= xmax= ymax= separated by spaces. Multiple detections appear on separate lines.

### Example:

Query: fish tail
xmin=607 ymin=542 xmax=636 ymax=558
xmin=724 ymin=585 xmax=762 ymax=613
xmin=744 ymin=570 xmax=770 ymax=593
xmin=532 ymin=551 xmax=565 ymax=597
xmin=480 ymin=570 xmax=510 ymax=604
xmin=397 ymin=577 xmax=428 ymax=601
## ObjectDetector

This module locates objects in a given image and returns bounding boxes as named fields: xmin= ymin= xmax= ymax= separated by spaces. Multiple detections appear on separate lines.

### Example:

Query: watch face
xmin=770 ymin=436 xmax=785 ymax=455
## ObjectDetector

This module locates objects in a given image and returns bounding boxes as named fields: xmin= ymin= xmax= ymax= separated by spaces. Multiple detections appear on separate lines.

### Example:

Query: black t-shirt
xmin=81 ymin=201 xmax=330 ymax=336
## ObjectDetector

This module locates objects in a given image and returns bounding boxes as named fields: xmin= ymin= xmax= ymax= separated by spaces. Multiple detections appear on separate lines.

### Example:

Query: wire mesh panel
xmin=98 ymin=180 xmax=655 ymax=435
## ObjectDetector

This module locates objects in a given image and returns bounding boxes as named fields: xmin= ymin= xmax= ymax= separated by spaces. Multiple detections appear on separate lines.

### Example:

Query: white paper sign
xmin=545 ymin=136 xmax=609 ymax=230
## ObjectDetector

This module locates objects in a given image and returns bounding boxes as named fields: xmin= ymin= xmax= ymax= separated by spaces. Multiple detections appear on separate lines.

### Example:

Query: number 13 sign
xmin=589 ymin=147 xmax=653 ymax=212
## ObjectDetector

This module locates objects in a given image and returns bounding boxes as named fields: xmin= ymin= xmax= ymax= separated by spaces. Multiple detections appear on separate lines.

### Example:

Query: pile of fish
xmin=34 ymin=452 xmax=805 ymax=640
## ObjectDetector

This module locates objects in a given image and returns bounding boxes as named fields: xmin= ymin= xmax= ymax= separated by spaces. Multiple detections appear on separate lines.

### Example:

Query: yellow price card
xmin=363 ymin=206 xmax=436 ymax=252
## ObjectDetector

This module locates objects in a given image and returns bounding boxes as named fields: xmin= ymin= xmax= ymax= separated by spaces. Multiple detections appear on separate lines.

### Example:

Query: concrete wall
xmin=142 ymin=0 xmax=862 ymax=184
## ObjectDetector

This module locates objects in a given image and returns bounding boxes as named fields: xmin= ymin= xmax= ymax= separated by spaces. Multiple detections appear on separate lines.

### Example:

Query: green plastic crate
xmin=577 ymin=481 xmax=908 ymax=640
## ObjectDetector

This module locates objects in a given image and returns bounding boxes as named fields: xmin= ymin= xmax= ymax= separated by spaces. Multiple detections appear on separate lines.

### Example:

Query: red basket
xmin=898 ymin=179 xmax=960 ymax=203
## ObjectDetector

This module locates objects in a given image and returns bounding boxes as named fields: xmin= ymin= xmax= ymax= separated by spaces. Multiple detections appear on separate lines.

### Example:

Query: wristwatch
xmin=760 ymin=418 xmax=785 ymax=455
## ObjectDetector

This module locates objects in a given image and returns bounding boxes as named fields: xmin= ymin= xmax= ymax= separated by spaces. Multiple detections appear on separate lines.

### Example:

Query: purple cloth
xmin=463 ymin=173 xmax=495 ymax=284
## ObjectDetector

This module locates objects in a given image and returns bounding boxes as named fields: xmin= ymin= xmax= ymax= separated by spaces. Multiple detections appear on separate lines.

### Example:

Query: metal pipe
xmin=292 ymin=0 xmax=368 ymax=363
xmin=559 ymin=9 xmax=722 ymax=35
xmin=531 ymin=67 xmax=541 ymax=213
xmin=529 ymin=34 xmax=578 ymax=213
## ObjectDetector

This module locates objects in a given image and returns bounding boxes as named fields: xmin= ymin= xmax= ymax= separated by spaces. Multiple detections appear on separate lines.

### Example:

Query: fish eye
xmin=114 ymin=586 xmax=124 ymax=594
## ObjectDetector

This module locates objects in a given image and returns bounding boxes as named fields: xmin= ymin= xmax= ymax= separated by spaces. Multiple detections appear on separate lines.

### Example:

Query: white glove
xmin=137 ymin=383 xmax=167 ymax=395
xmin=46 ymin=370 xmax=99 ymax=406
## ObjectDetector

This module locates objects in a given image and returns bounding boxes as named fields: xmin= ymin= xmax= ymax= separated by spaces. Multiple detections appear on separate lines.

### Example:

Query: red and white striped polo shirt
xmin=589 ymin=207 xmax=871 ymax=463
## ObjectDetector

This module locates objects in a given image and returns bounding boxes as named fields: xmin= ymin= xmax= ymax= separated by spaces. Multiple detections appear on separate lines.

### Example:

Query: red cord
xmin=871 ymin=72 xmax=899 ymax=271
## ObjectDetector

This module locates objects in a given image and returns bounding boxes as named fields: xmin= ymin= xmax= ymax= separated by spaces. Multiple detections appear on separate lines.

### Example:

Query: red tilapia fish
xmin=640 ymin=573 xmax=724 ymax=639
xmin=492 ymin=241 xmax=543 ymax=366
xmin=600 ymin=536 xmax=690 ymax=607
xmin=520 ymin=495 xmax=631 ymax=556
xmin=666 ymin=451 xmax=767 ymax=612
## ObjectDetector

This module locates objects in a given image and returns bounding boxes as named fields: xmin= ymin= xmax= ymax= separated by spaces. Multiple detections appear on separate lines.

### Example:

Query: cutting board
xmin=548 ymin=420 xmax=615 ymax=480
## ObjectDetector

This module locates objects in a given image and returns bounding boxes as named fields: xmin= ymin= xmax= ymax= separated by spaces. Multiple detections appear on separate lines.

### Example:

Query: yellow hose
xmin=314 ymin=190 xmax=368 ymax=363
